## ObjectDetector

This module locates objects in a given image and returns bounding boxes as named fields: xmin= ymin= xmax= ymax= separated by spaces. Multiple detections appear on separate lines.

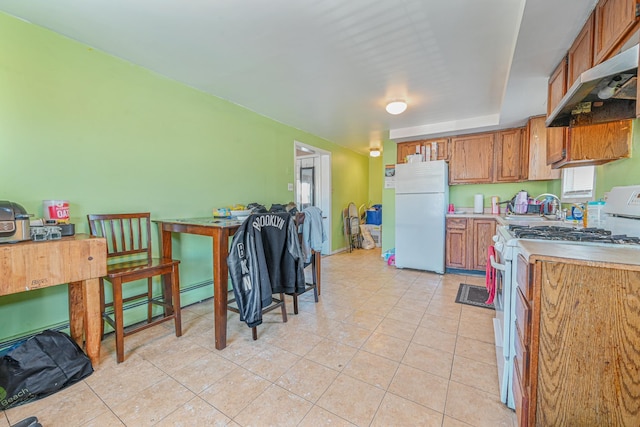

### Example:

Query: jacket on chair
xmin=227 ymin=213 xmax=306 ymax=327
xmin=301 ymin=206 xmax=326 ymax=264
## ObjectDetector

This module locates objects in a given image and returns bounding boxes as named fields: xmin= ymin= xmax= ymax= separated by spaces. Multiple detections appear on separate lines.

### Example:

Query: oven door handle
xmin=490 ymin=254 xmax=506 ymax=271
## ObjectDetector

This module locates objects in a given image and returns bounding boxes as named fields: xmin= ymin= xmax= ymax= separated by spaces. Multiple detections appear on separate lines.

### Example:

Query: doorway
xmin=294 ymin=141 xmax=331 ymax=255
xmin=299 ymin=167 xmax=315 ymax=209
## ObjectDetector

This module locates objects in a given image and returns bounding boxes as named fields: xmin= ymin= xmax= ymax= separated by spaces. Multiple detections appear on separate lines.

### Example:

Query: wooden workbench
xmin=0 ymin=234 xmax=107 ymax=366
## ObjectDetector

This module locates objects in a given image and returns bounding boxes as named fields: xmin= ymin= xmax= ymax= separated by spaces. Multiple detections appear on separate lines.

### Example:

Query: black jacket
xmin=227 ymin=213 xmax=305 ymax=327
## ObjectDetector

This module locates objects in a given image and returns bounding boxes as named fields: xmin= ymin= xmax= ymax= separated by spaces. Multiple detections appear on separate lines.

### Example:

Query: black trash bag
xmin=0 ymin=330 xmax=93 ymax=410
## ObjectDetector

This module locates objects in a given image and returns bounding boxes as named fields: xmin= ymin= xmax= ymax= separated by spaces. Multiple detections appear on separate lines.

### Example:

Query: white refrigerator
xmin=395 ymin=160 xmax=449 ymax=273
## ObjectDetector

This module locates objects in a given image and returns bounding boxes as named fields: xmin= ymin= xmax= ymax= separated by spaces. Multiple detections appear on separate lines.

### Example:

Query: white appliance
xmin=491 ymin=225 xmax=518 ymax=410
xmin=491 ymin=184 xmax=640 ymax=410
xmin=604 ymin=185 xmax=640 ymax=236
xmin=395 ymin=160 xmax=449 ymax=273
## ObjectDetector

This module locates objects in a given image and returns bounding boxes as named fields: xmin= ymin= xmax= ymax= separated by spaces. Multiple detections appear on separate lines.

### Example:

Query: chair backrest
xmin=87 ymin=213 xmax=152 ymax=262
xmin=294 ymin=212 xmax=305 ymax=244
xmin=347 ymin=202 xmax=358 ymax=218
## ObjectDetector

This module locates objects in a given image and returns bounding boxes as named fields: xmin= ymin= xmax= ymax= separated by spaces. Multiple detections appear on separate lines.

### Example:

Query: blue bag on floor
xmin=0 ymin=330 xmax=93 ymax=410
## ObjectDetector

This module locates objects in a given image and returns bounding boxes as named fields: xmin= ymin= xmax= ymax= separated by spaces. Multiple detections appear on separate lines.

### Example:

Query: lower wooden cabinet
xmin=513 ymin=360 xmax=529 ymax=427
xmin=514 ymin=256 xmax=533 ymax=426
xmin=445 ymin=217 xmax=495 ymax=271
xmin=515 ymin=253 xmax=640 ymax=426
xmin=445 ymin=218 xmax=468 ymax=269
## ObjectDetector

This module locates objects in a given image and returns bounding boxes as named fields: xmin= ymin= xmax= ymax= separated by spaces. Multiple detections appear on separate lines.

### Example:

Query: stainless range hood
xmin=546 ymin=44 xmax=638 ymax=127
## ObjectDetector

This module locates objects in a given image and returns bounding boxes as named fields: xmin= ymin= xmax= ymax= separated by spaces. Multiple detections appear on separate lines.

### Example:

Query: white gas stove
xmin=491 ymin=185 xmax=640 ymax=410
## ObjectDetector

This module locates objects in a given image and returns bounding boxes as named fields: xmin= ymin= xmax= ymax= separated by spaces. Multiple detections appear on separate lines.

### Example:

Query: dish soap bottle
xmin=571 ymin=204 xmax=585 ymax=226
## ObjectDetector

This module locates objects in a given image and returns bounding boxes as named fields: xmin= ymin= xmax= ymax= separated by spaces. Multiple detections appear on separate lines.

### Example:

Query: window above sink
xmin=561 ymin=166 xmax=595 ymax=203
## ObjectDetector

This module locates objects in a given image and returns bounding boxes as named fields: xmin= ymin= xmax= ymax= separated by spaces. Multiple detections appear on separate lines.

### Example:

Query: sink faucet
xmin=534 ymin=193 xmax=562 ymax=219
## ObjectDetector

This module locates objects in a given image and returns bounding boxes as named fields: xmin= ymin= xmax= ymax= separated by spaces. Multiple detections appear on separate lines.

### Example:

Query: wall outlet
xmin=287 ymin=183 xmax=294 ymax=191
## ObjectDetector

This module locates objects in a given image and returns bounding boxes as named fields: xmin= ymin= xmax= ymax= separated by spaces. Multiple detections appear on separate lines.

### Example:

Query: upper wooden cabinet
xmin=568 ymin=13 xmax=594 ymax=87
xmin=495 ymin=128 xmax=525 ymax=182
xmin=395 ymin=138 xmax=449 ymax=164
xmin=396 ymin=141 xmax=423 ymax=164
xmin=545 ymin=0 xmax=639 ymax=167
xmin=557 ymin=119 xmax=633 ymax=168
xmin=547 ymin=59 xmax=569 ymax=166
xmin=526 ymin=116 xmax=561 ymax=181
xmin=430 ymin=138 xmax=449 ymax=161
xmin=546 ymin=45 xmax=632 ymax=168
xmin=547 ymin=118 xmax=632 ymax=169
xmin=593 ymin=0 xmax=639 ymax=64
xmin=448 ymin=128 xmax=527 ymax=184
xmin=449 ymin=133 xmax=495 ymax=184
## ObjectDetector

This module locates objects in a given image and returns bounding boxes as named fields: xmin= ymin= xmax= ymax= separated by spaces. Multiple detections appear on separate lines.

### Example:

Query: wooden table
xmin=0 ymin=234 xmax=107 ymax=366
xmin=155 ymin=217 xmax=241 ymax=350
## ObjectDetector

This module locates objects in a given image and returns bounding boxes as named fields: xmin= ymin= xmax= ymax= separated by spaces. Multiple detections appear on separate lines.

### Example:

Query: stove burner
xmin=507 ymin=225 xmax=640 ymax=245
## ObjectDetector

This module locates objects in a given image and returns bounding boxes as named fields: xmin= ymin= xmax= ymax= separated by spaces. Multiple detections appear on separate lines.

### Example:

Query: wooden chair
xmin=227 ymin=292 xmax=287 ymax=341
xmin=87 ymin=213 xmax=182 ymax=363
xmin=293 ymin=212 xmax=320 ymax=314
xmin=227 ymin=212 xmax=295 ymax=340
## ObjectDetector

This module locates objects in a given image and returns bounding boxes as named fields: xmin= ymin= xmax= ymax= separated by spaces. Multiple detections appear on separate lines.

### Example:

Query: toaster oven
xmin=0 ymin=201 xmax=31 ymax=243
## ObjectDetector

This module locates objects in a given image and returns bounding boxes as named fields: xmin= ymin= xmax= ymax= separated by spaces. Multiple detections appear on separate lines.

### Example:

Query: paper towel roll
xmin=473 ymin=194 xmax=484 ymax=214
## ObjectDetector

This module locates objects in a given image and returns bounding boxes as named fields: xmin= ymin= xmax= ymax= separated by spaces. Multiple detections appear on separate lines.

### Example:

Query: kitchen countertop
xmin=495 ymin=215 xmax=580 ymax=227
xmin=446 ymin=212 xmax=581 ymax=227
xmin=446 ymin=211 xmax=499 ymax=219
xmin=517 ymin=239 xmax=640 ymax=270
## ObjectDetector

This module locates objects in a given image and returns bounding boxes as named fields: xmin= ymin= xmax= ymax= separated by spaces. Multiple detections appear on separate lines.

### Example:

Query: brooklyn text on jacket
xmin=252 ymin=214 xmax=286 ymax=231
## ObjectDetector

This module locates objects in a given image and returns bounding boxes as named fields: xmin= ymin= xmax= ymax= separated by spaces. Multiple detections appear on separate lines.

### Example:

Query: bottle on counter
xmin=491 ymin=196 xmax=500 ymax=214
xmin=571 ymin=204 xmax=585 ymax=226
xmin=587 ymin=201 xmax=606 ymax=228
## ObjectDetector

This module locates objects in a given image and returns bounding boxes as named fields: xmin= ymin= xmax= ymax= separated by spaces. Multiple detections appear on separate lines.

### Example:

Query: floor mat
xmin=455 ymin=283 xmax=494 ymax=310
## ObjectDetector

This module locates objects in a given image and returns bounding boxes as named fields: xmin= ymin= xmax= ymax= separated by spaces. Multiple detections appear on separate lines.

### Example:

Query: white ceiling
xmin=0 ymin=0 xmax=598 ymax=155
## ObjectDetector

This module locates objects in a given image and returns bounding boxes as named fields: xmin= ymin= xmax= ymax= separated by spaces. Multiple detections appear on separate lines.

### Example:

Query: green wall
xmin=0 ymin=13 xmax=369 ymax=342
xmin=368 ymin=156 xmax=383 ymax=205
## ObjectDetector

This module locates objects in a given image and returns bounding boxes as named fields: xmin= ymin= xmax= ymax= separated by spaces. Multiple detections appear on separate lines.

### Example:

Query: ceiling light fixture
xmin=386 ymin=100 xmax=407 ymax=115
xmin=370 ymin=148 xmax=381 ymax=157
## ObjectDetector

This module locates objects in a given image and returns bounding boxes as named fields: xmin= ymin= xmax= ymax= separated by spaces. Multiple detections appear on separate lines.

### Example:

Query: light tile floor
xmin=2 ymin=249 xmax=516 ymax=427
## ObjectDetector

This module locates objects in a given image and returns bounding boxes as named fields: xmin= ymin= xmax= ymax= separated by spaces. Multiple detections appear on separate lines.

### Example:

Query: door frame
xmin=294 ymin=141 xmax=332 ymax=255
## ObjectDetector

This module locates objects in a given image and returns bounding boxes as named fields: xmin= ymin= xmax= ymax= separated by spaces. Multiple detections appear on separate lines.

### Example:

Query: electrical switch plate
xmin=287 ymin=183 xmax=293 ymax=191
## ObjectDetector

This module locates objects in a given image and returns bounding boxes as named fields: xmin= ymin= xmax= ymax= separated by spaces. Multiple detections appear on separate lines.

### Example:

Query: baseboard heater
xmin=0 ymin=280 xmax=214 ymax=354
